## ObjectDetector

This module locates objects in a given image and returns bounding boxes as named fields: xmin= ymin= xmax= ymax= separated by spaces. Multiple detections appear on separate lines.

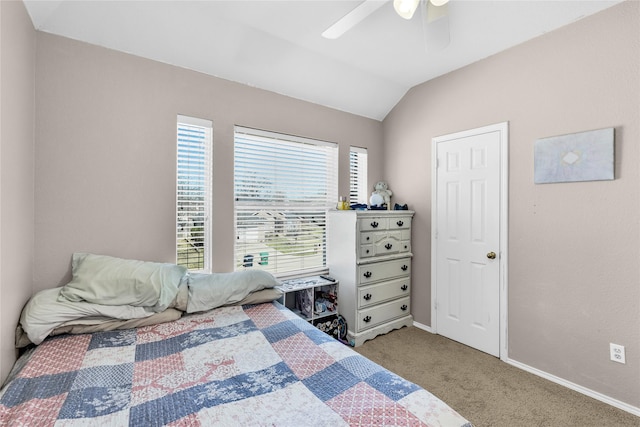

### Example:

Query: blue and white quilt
xmin=0 ymin=302 xmax=472 ymax=426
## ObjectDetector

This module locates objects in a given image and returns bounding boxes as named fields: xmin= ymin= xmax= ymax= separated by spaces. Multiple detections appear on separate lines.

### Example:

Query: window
xmin=176 ymin=115 xmax=212 ymax=272
xmin=350 ymin=146 xmax=368 ymax=205
xmin=234 ymin=126 xmax=338 ymax=277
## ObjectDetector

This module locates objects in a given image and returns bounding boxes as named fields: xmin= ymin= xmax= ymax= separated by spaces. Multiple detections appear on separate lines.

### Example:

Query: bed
xmin=0 ymin=254 xmax=473 ymax=426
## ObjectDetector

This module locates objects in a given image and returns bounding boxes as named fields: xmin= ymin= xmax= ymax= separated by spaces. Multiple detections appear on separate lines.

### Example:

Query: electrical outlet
xmin=610 ymin=343 xmax=626 ymax=364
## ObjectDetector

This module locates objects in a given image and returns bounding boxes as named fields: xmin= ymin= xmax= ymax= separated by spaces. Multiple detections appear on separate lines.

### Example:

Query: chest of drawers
xmin=327 ymin=210 xmax=414 ymax=346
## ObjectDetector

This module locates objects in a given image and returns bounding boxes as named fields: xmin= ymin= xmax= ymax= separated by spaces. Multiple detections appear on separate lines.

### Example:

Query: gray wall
xmin=33 ymin=32 xmax=383 ymax=289
xmin=0 ymin=0 xmax=35 ymax=381
xmin=383 ymin=1 xmax=639 ymax=408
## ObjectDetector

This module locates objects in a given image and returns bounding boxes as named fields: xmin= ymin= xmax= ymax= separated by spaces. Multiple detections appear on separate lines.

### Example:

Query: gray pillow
xmin=59 ymin=253 xmax=187 ymax=312
xmin=187 ymin=270 xmax=280 ymax=313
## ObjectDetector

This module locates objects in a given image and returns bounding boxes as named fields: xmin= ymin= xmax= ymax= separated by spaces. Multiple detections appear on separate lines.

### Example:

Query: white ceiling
xmin=23 ymin=0 xmax=622 ymax=121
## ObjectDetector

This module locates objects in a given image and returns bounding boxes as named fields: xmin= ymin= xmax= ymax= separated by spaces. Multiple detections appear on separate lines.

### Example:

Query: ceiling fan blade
xmin=422 ymin=0 xmax=450 ymax=51
xmin=322 ymin=0 xmax=388 ymax=39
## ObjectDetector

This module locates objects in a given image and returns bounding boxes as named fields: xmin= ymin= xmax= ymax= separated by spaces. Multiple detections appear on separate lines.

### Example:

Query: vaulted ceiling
xmin=23 ymin=0 xmax=622 ymax=120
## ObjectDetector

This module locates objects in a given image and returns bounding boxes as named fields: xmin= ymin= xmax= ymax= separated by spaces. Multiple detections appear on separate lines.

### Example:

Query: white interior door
xmin=431 ymin=123 xmax=507 ymax=358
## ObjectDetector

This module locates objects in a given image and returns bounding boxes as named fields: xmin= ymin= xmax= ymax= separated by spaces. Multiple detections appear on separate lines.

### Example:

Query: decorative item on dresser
xmin=327 ymin=210 xmax=414 ymax=346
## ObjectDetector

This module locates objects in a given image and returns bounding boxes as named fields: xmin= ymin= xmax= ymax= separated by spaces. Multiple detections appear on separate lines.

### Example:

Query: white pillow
xmin=20 ymin=287 xmax=154 ymax=345
xmin=59 ymin=253 xmax=187 ymax=312
xmin=186 ymin=270 xmax=280 ymax=313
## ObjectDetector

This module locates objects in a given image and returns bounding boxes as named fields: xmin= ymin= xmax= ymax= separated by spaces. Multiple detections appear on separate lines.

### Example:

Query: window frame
xmin=176 ymin=115 xmax=213 ymax=272
xmin=233 ymin=126 xmax=338 ymax=278
xmin=350 ymin=146 xmax=369 ymax=205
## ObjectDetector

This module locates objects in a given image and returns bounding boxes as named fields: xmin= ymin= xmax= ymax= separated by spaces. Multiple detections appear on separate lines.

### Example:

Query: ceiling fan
xmin=322 ymin=0 xmax=451 ymax=51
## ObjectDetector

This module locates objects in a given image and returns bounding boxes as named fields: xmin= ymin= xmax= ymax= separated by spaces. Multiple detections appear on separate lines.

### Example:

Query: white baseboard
xmin=409 ymin=323 xmax=638 ymax=417
xmin=412 ymin=320 xmax=433 ymax=333
xmin=506 ymin=358 xmax=640 ymax=417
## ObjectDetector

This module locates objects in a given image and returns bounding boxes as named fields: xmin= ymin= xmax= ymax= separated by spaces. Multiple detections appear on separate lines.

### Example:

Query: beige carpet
xmin=353 ymin=326 xmax=639 ymax=427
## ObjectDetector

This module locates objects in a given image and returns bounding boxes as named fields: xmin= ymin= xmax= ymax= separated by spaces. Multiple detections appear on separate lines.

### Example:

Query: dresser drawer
xmin=359 ymin=216 xmax=412 ymax=233
xmin=360 ymin=244 xmax=374 ymax=258
xmin=359 ymin=232 xmax=377 ymax=258
xmin=358 ymin=277 xmax=411 ymax=309
xmin=372 ymin=231 xmax=406 ymax=255
xmin=359 ymin=217 xmax=388 ymax=232
xmin=360 ymin=231 xmax=377 ymax=245
xmin=360 ymin=230 xmax=411 ymax=257
xmin=358 ymin=257 xmax=411 ymax=285
xmin=389 ymin=217 xmax=411 ymax=230
xmin=357 ymin=297 xmax=411 ymax=331
xmin=360 ymin=241 xmax=410 ymax=258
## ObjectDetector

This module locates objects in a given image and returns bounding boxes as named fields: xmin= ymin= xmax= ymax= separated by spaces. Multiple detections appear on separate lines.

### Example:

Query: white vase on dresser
xmin=327 ymin=210 xmax=414 ymax=346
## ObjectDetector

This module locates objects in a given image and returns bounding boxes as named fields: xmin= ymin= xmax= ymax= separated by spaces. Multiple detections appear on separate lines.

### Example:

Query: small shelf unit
xmin=277 ymin=276 xmax=338 ymax=323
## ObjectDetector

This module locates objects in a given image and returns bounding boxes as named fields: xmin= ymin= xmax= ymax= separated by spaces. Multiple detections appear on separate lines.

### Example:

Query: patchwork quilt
xmin=0 ymin=302 xmax=472 ymax=426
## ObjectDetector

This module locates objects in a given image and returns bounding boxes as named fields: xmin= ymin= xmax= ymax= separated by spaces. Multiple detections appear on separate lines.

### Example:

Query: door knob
xmin=487 ymin=251 xmax=496 ymax=260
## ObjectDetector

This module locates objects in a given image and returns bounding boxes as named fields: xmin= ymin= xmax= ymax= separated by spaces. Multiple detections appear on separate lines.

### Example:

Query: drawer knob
xmin=363 ymin=293 xmax=372 ymax=301
xmin=401 ymin=304 xmax=408 ymax=311
xmin=401 ymin=265 xmax=408 ymax=271
xmin=363 ymin=271 xmax=372 ymax=278
xmin=385 ymin=243 xmax=392 ymax=250
xmin=401 ymin=284 xmax=408 ymax=291
xmin=404 ymin=245 xmax=408 ymax=249
xmin=397 ymin=220 xmax=404 ymax=226
xmin=366 ymin=236 xmax=370 ymax=241
xmin=363 ymin=316 xmax=372 ymax=323
xmin=371 ymin=221 xmax=379 ymax=228
xmin=366 ymin=249 xmax=370 ymax=254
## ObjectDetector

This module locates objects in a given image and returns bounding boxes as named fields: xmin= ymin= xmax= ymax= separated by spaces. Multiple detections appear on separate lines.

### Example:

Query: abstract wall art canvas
xmin=534 ymin=127 xmax=614 ymax=184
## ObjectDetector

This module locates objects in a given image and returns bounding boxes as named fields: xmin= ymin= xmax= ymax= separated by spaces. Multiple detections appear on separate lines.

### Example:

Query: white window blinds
xmin=234 ymin=126 xmax=338 ymax=276
xmin=176 ymin=115 xmax=212 ymax=272
xmin=350 ymin=146 xmax=368 ymax=205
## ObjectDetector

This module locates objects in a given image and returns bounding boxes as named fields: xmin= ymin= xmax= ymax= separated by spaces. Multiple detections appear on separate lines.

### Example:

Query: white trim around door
xmin=430 ymin=121 xmax=509 ymax=361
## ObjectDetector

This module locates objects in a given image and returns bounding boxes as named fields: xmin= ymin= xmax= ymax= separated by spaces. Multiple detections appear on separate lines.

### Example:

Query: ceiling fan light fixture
xmin=429 ymin=0 xmax=450 ymax=6
xmin=393 ymin=0 xmax=420 ymax=20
